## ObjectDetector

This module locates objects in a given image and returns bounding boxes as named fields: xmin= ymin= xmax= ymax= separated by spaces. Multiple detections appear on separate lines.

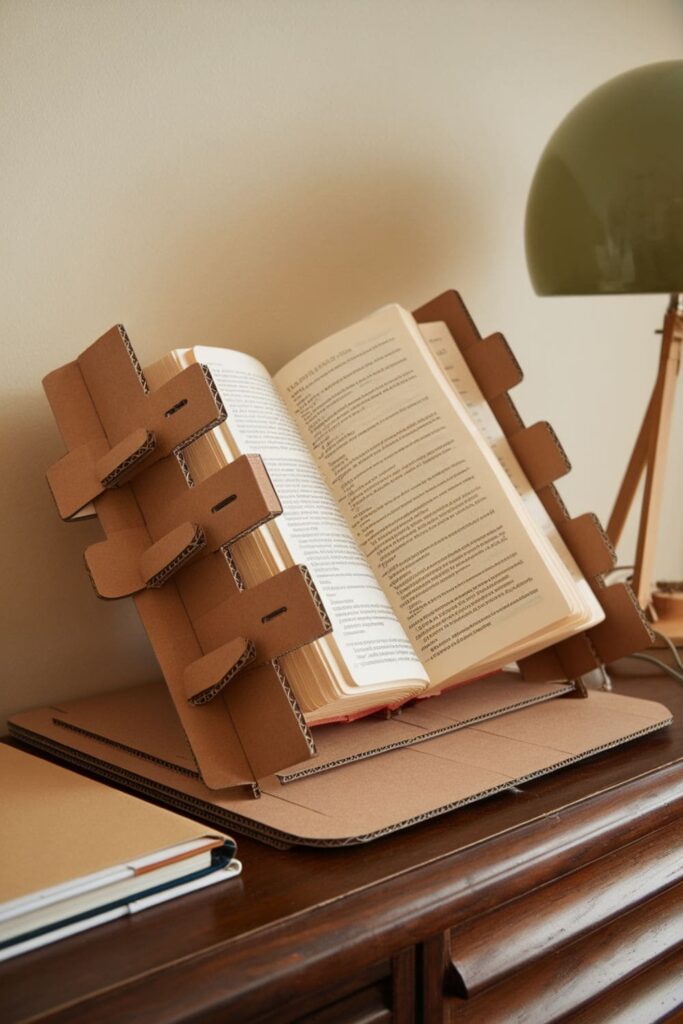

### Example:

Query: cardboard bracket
xmin=184 ymin=637 xmax=256 ymax=705
xmin=84 ymin=523 xmax=207 ymax=599
xmin=466 ymin=333 xmax=524 ymax=399
xmin=414 ymin=290 xmax=654 ymax=684
xmin=509 ymin=421 xmax=571 ymax=490
xmin=45 ymin=325 xmax=229 ymax=520
xmin=194 ymin=564 xmax=333 ymax=666
xmin=83 ymin=454 xmax=285 ymax=599
xmin=137 ymin=454 xmax=283 ymax=559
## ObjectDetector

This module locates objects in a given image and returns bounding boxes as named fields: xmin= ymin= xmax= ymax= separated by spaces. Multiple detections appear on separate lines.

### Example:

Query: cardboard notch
xmin=466 ymin=333 xmax=524 ymax=400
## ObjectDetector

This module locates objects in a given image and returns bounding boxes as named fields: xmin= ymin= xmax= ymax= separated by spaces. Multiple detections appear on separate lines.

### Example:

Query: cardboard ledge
xmin=9 ymin=688 xmax=672 ymax=848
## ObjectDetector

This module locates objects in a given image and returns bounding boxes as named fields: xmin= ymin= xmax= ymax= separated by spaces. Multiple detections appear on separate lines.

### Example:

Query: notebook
xmin=0 ymin=745 xmax=241 ymax=960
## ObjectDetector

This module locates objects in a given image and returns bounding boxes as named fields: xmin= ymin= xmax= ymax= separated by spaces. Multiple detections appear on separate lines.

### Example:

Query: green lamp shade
xmin=525 ymin=61 xmax=683 ymax=295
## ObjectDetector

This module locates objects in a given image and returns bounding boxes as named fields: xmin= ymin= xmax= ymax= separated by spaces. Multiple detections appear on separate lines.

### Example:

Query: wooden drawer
xmin=254 ymin=950 xmax=415 ymax=1024
xmin=444 ymin=820 xmax=683 ymax=1022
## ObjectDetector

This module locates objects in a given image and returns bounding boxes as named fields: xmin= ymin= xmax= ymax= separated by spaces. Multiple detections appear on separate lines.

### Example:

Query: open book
xmin=147 ymin=305 xmax=603 ymax=725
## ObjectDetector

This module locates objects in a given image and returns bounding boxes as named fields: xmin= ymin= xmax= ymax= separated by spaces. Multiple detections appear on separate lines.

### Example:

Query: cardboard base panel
xmin=9 ymin=679 xmax=672 ymax=847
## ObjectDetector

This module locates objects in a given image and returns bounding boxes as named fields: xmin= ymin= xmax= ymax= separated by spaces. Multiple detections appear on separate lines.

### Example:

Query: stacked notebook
xmin=0 ymin=746 xmax=241 ymax=960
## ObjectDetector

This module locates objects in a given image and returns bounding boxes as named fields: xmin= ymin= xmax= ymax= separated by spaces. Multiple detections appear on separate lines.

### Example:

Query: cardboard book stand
xmin=10 ymin=292 xmax=672 ymax=847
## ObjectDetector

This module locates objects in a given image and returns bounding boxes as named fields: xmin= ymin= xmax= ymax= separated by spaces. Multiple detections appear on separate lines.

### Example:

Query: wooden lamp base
xmin=607 ymin=295 xmax=683 ymax=645
xmin=651 ymin=588 xmax=683 ymax=646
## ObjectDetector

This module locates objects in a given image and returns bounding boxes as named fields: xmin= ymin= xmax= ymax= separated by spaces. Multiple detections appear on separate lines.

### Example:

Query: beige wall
xmin=2 ymin=0 xmax=682 ymax=728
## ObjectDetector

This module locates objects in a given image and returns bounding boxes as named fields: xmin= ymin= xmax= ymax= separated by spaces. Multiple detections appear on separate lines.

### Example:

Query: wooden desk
xmin=2 ymin=674 xmax=682 ymax=1024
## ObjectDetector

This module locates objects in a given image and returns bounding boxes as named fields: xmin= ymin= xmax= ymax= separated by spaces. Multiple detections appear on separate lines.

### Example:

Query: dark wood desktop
xmin=2 ymin=672 xmax=682 ymax=1024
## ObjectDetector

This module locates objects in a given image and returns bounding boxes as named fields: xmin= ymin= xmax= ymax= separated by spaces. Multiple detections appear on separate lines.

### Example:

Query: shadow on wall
xmin=5 ymin=162 xmax=475 ymax=727
xmin=144 ymin=157 xmax=477 ymax=368
xmin=1 ymin=392 xmax=158 ymax=727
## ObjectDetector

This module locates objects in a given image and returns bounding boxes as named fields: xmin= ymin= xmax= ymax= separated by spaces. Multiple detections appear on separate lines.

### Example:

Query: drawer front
xmin=256 ymin=949 xmax=415 ymax=1024
xmin=448 ymin=818 xmax=683 ymax=997
xmin=443 ymin=820 xmax=683 ymax=1023
xmin=445 ymin=882 xmax=683 ymax=1022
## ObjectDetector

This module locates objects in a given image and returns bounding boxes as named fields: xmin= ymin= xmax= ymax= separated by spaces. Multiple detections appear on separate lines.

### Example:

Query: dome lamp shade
xmin=525 ymin=61 xmax=683 ymax=296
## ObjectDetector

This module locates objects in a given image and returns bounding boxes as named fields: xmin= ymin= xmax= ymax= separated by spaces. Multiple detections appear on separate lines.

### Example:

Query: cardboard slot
xmin=134 ymin=454 xmax=282 ymax=556
xmin=193 ymin=564 xmax=332 ymax=665
xmin=44 ymin=330 xmax=227 ymax=518
xmin=77 ymin=327 xmax=226 ymax=456
xmin=37 ymin=295 xmax=661 ymax=803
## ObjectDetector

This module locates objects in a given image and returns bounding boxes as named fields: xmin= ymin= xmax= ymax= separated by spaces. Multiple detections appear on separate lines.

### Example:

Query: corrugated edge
xmin=174 ymin=365 xmax=227 ymax=450
xmin=271 ymin=659 xmax=317 ymax=756
xmin=117 ymin=324 xmax=149 ymax=394
xmin=9 ymin=716 xmax=672 ymax=849
xmin=297 ymin=564 xmax=333 ymax=633
xmin=146 ymin=526 xmax=207 ymax=588
xmin=188 ymin=640 xmax=257 ymax=706
xmin=277 ymin=683 xmax=573 ymax=782
xmin=50 ymin=719 xmax=200 ymax=778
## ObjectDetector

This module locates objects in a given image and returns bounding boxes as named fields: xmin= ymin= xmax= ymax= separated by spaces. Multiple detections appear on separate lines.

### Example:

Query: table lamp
xmin=525 ymin=60 xmax=683 ymax=643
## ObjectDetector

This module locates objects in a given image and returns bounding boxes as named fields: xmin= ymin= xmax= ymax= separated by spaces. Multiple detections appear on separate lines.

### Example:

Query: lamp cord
xmin=624 ymin=630 xmax=683 ymax=684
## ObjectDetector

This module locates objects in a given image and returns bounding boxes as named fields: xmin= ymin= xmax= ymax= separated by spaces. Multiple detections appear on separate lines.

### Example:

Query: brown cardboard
xmin=84 ymin=453 xmax=283 ymax=599
xmin=412 ymin=290 xmax=654 ymax=681
xmin=509 ymin=421 xmax=571 ymax=490
xmin=276 ymin=677 xmax=572 ymax=782
xmin=9 ymin=684 xmax=672 ymax=847
xmin=42 ymin=325 xmax=330 ymax=789
xmin=0 ymin=745 xmax=228 ymax=904
xmin=29 ymin=291 xmax=665 ymax=831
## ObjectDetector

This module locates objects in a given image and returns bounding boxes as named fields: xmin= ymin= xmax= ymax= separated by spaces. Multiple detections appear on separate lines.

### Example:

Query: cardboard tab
xmin=77 ymin=326 xmax=226 ymax=457
xmin=86 ymin=522 xmax=207 ymax=597
xmin=561 ymin=514 xmax=616 ymax=579
xmin=194 ymin=565 xmax=332 ymax=664
xmin=144 ymin=365 xmax=227 ymax=456
xmin=184 ymin=637 xmax=256 ymax=705
xmin=46 ymin=438 xmax=111 ymax=519
xmin=588 ymin=585 xmax=655 ymax=664
xmin=140 ymin=521 xmax=206 ymax=588
xmin=414 ymin=289 xmax=481 ymax=352
xmin=509 ymin=422 xmax=571 ymax=489
xmin=467 ymin=333 xmax=523 ymax=399
xmin=85 ymin=528 xmax=150 ymax=599
xmin=95 ymin=427 xmax=157 ymax=487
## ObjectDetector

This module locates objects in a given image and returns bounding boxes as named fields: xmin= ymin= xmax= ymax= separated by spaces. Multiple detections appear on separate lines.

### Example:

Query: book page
xmin=274 ymin=306 xmax=576 ymax=689
xmin=192 ymin=347 xmax=428 ymax=689
xmin=419 ymin=322 xmax=603 ymax=626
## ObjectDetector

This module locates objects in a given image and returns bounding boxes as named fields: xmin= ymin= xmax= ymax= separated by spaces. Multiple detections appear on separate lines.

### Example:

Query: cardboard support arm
xmin=84 ymin=455 xmax=283 ymax=599
xmin=413 ymin=290 xmax=653 ymax=683
xmin=42 ymin=323 xmax=328 ymax=789
xmin=44 ymin=326 xmax=227 ymax=519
